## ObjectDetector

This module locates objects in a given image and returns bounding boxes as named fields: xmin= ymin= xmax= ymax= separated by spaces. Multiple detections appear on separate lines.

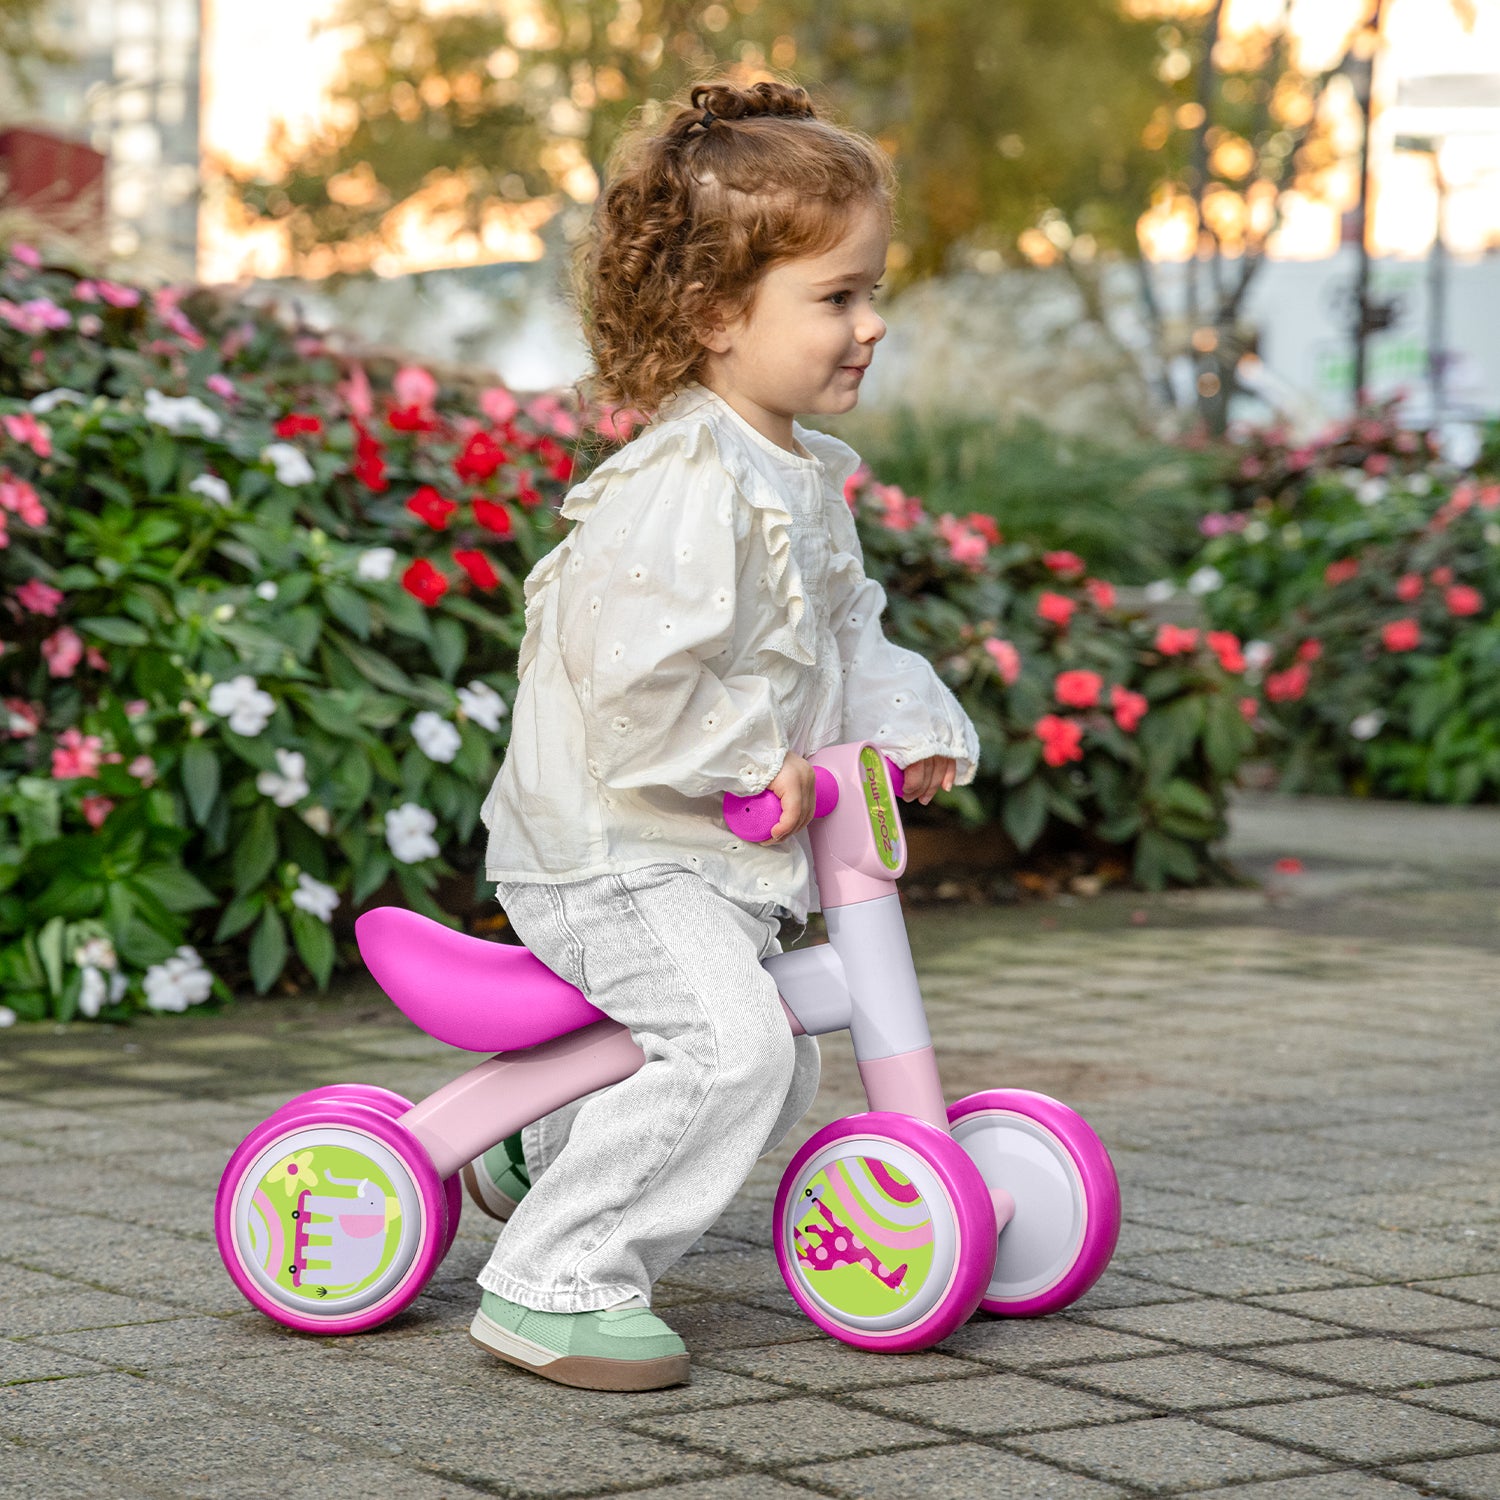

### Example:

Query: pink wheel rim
xmin=948 ymin=1089 xmax=1120 ymax=1317
xmin=215 ymin=1101 xmax=447 ymax=1334
xmin=774 ymin=1111 xmax=996 ymax=1353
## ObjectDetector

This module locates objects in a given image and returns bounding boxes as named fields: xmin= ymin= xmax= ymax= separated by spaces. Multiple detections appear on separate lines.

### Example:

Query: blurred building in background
xmin=10 ymin=0 xmax=200 ymax=270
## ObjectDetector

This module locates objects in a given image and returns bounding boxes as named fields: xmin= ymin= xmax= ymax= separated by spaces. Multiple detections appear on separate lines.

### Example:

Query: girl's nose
xmin=859 ymin=310 xmax=887 ymax=345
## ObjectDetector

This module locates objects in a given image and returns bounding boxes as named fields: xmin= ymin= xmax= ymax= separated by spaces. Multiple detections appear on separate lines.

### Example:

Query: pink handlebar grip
xmin=724 ymin=766 xmax=840 ymax=843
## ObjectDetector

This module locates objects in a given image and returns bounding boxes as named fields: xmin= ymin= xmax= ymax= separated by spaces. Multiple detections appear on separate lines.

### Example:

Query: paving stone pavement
xmin=2 ymin=792 xmax=1498 ymax=1498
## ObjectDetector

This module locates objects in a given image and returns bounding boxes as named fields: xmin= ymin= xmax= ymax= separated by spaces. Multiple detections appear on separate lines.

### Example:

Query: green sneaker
xmin=469 ymin=1291 xmax=689 ymax=1390
xmin=461 ymin=1132 xmax=531 ymax=1222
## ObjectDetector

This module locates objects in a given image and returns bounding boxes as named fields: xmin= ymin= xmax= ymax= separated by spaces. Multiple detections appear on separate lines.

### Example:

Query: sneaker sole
xmin=460 ymin=1160 xmax=521 ymax=1223
xmin=468 ymin=1308 xmax=690 ymax=1392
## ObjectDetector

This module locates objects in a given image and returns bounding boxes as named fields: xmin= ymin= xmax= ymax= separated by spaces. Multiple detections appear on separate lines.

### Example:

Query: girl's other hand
xmin=898 ymin=755 xmax=956 ymax=806
xmin=766 ymin=752 xmax=817 ymax=842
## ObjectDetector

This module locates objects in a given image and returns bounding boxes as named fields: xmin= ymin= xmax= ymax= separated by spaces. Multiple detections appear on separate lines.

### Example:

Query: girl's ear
xmin=690 ymin=287 xmax=733 ymax=354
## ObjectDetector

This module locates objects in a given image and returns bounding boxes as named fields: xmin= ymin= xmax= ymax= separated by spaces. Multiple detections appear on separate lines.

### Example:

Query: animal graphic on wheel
xmin=292 ymin=1174 xmax=397 ymax=1291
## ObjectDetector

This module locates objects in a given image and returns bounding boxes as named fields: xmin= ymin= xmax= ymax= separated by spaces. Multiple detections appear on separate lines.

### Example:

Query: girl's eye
xmin=827 ymin=285 xmax=883 ymax=308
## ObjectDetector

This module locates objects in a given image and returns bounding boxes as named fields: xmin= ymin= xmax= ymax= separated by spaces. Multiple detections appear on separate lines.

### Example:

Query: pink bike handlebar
xmin=723 ymin=758 xmax=905 ymax=843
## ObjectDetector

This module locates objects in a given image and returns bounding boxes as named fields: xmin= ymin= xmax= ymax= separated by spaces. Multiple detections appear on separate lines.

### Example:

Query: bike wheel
xmin=948 ymin=1090 xmax=1120 ymax=1317
xmin=216 ymin=1101 xmax=447 ymax=1334
xmin=267 ymin=1084 xmax=463 ymax=1259
xmin=774 ymin=1112 xmax=996 ymax=1353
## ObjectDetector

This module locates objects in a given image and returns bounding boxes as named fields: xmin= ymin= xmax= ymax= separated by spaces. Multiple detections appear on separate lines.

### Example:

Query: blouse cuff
xmin=884 ymin=736 xmax=979 ymax=787
xmin=736 ymin=743 xmax=788 ymax=798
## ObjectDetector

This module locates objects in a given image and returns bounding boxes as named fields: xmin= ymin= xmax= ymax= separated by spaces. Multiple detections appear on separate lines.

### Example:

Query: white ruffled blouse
xmin=480 ymin=383 xmax=980 ymax=922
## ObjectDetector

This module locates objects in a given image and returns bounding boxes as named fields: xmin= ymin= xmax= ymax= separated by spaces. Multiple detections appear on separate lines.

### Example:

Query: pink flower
xmin=81 ymin=795 xmax=115 ymax=829
xmin=1155 ymin=623 xmax=1199 ymax=655
xmin=0 ymin=298 xmax=70 ymax=335
xmin=481 ymin=386 xmax=520 ymax=426
xmin=968 ymin=513 xmax=1001 ymax=546
xmin=96 ymin=280 xmax=142 ymax=308
xmin=41 ymin=625 xmax=83 ymax=677
xmin=78 ymin=313 xmax=102 ymax=337
xmin=1446 ymin=585 xmax=1483 ymax=617
xmin=2 ymin=411 xmax=51 ymax=457
xmin=153 ymin=287 xmax=205 ymax=349
xmin=85 ymin=645 xmax=106 ymax=671
xmin=1042 ymin=550 xmax=1085 ymax=577
xmin=1084 ymin=578 xmax=1116 ymax=611
xmin=1296 ymin=639 xmax=1323 ymax=664
xmin=128 ymin=754 xmax=157 ymax=786
xmin=1054 ymin=669 xmax=1103 ymax=709
xmin=0 ymin=473 xmax=46 ymax=526
xmin=1206 ymin=631 xmax=1246 ymax=673
xmin=17 ymin=578 xmax=63 ymax=616
xmin=525 ymin=392 xmax=579 ymax=438
xmin=3 ymin=697 xmax=41 ymax=736
xmin=125 ymin=699 xmax=149 ymax=718
xmin=1266 ymin=663 xmax=1310 ymax=702
xmin=842 ymin=463 xmax=872 ymax=508
xmin=205 ymin=373 xmax=236 ymax=401
xmin=339 ymin=362 xmax=373 ymax=420
xmin=1395 ymin=574 xmax=1423 ymax=602
xmin=1382 ymin=618 xmax=1421 ymax=653
xmin=1034 ymin=713 xmax=1084 ymax=767
xmin=1239 ymin=696 xmax=1259 ymax=722
xmin=983 ymin=637 xmax=1021 ymax=685
xmin=393 ymin=364 xmax=439 ymax=412
xmin=51 ymin=726 xmax=103 ymax=778
xmin=1037 ymin=592 xmax=1076 ymax=629
xmin=1111 ymin=685 xmax=1148 ymax=733
xmin=1323 ymin=558 xmax=1359 ymax=586
xmin=1275 ymin=856 xmax=1305 ymax=875
xmin=10 ymin=242 xmax=39 ymax=268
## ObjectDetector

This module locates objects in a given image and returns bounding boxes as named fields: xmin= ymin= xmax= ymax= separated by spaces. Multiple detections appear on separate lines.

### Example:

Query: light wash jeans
xmin=479 ymin=862 xmax=822 ymax=1313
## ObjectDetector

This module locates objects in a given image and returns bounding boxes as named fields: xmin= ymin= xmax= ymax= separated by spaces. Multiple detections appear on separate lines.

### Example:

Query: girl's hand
xmin=766 ymin=752 xmax=817 ymax=842
xmin=899 ymin=755 xmax=956 ymax=806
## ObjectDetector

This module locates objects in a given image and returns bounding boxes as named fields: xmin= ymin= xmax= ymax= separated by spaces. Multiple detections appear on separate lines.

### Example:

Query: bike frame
xmin=379 ymin=742 xmax=1010 ymax=1226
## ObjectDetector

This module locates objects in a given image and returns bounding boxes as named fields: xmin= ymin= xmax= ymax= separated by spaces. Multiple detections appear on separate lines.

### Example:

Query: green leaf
xmin=324 ymin=583 xmax=372 ymax=640
xmin=232 ymin=805 xmax=279 ymax=895
xmin=142 ymin=431 xmax=176 ymax=493
xmin=214 ymin=890 xmax=265 ymax=942
xmin=352 ymin=852 xmax=391 ymax=905
xmin=78 ymin=616 xmax=151 ymax=646
xmin=249 ymin=907 xmax=288 ymax=995
xmin=179 ymin=740 xmax=221 ymax=826
xmin=341 ymin=639 xmax=417 ymax=696
xmin=1001 ymin=778 xmax=1047 ymax=851
xmin=291 ymin=907 xmax=336 ymax=990
xmin=36 ymin=915 xmax=66 ymax=997
xmin=431 ymin=617 xmax=466 ymax=680
xmin=133 ymin=861 xmax=217 ymax=913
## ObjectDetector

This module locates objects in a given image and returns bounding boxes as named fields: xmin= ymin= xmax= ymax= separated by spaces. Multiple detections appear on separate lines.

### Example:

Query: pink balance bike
xmin=215 ymin=741 xmax=1120 ymax=1349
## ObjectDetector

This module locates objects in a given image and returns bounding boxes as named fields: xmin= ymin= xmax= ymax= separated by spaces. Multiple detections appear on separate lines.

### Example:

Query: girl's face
xmin=698 ymin=198 xmax=889 ymax=451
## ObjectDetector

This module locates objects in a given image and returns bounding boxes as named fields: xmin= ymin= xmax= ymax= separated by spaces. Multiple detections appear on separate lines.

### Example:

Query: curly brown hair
xmin=571 ymin=78 xmax=897 ymax=418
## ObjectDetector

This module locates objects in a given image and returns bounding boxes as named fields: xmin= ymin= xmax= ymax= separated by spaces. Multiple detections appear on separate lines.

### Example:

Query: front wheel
xmin=948 ymin=1090 xmax=1120 ymax=1317
xmin=774 ymin=1112 xmax=996 ymax=1353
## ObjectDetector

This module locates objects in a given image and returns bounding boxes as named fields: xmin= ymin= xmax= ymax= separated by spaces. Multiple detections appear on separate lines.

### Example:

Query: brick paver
xmin=2 ymin=792 xmax=1498 ymax=1497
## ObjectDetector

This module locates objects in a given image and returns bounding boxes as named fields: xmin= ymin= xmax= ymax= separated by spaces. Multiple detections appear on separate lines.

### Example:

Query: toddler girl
xmin=470 ymin=78 xmax=979 ymax=1391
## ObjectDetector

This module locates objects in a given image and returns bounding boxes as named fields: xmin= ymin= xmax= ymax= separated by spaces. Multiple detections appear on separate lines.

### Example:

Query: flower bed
xmin=0 ymin=245 xmax=1248 ymax=1022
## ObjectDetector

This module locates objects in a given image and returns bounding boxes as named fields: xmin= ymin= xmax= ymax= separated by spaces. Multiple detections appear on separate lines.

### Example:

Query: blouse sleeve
xmin=824 ymin=499 xmax=980 ymax=784
xmin=555 ymin=442 xmax=788 ymax=799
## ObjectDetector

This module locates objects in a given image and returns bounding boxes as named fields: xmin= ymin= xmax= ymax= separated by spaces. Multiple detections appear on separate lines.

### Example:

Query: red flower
xmin=1324 ymin=558 xmax=1359 ymax=586
xmin=472 ymin=499 xmax=514 ymax=538
xmin=1110 ymin=685 xmax=1148 ymax=733
xmin=351 ymin=418 xmax=388 ymax=491
xmin=402 ymin=557 xmax=448 ymax=606
xmin=1037 ymin=592 xmax=1076 ymax=628
xmin=1479 ymin=485 xmax=1500 ymax=510
xmin=1239 ymin=696 xmax=1259 ymax=723
xmin=1446 ymin=584 xmax=1483 ymax=617
xmin=455 ymin=430 xmax=508 ymax=483
xmin=1296 ymin=639 xmax=1322 ymax=664
xmin=406 ymin=485 xmax=457 ymax=530
xmin=1043 ymin=550 xmax=1085 ymax=576
xmin=1206 ymin=630 xmax=1245 ymax=673
xmin=1395 ymin=573 xmax=1423 ymax=602
xmin=1034 ymin=713 xmax=1084 ymax=767
xmin=388 ymin=403 xmax=440 ymax=433
xmin=516 ymin=474 xmax=543 ymax=509
xmin=1054 ymin=669 xmax=1103 ymax=709
xmin=1381 ymin=618 xmax=1420 ymax=652
xmin=1084 ymin=578 xmax=1116 ymax=611
xmin=968 ymin=513 xmax=1001 ymax=545
xmin=547 ymin=451 xmax=575 ymax=483
xmin=1430 ymin=565 xmax=1454 ymax=587
xmin=1155 ymin=623 xmax=1199 ymax=656
xmin=983 ymin=637 xmax=1021 ymax=685
xmin=453 ymin=549 xmax=499 ymax=590
xmin=1265 ymin=663 xmax=1310 ymax=702
xmin=274 ymin=412 xmax=322 ymax=438
xmin=1274 ymin=857 xmax=1305 ymax=874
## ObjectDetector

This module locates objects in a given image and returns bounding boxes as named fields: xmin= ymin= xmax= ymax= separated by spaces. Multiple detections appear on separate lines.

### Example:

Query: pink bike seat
xmin=354 ymin=906 xmax=606 ymax=1053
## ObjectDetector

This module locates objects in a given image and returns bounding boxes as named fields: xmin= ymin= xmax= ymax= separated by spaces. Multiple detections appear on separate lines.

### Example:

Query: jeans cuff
xmin=477 ymin=1265 xmax=645 ymax=1314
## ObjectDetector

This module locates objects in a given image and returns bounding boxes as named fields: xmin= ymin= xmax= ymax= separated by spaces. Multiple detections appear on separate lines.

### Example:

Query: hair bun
xmin=689 ymin=80 xmax=817 ymax=123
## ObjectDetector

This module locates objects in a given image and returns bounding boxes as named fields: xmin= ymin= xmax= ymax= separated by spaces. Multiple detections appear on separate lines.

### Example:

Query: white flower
xmin=255 ymin=581 xmax=279 ymax=601
xmin=302 ymin=804 xmax=332 ymax=836
xmin=207 ymin=674 xmax=276 ymax=736
xmin=189 ymin=473 xmax=232 ymax=507
xmin=357 ymin=547 xmax=396 ymax=581
xmin=144 ymin=387 xmax=222 ymax=438
xmin=1242 ymin=519 xmax=1269 ymax=543
xmin=31 ymin=387 xmax=85 ymax=414
xmin=1349 ymin=711 xmax=1385 ymax=741
xmin=0 ymin=1005 xmax=14 ymax=1027
xmin=1187 ymin=566 xmax=1224 ymax=595
xmin=74 ymin=935 xmax=118 ymax=971
xmin=78 ymin=966 xmax=107 ymax=1018
xmin=412 ymin=711 xmax=461 ymax=764
xmin=1356 ymin=477 xmax=1388 ymax=507
xmin=256 ymin=747 xmax=309 ymax=807
xmin=1408 ymin=473 xmax=1433 ymax=497
xmin=290 ymin=871 xmax=340 ymax=923
xmin=1337 ymin=467 xmax=1366 ymax=490
xmin=1485 ymin=523 xmax=1500 ymax=548
xmin=143 ymin=946 xmax=213 ymax=1013
xmin=385 ymin=803 xmax=440 ymax=864
xmin=456 ymin=681 xmax=508 ymax=732
xmin=1143 ymin=580 xmax=1177 ymax=603
xmin=262 ymin=442 xmax=316 ymax=486
xmin=1244 ymin=640 xmax=1274 ymax=672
